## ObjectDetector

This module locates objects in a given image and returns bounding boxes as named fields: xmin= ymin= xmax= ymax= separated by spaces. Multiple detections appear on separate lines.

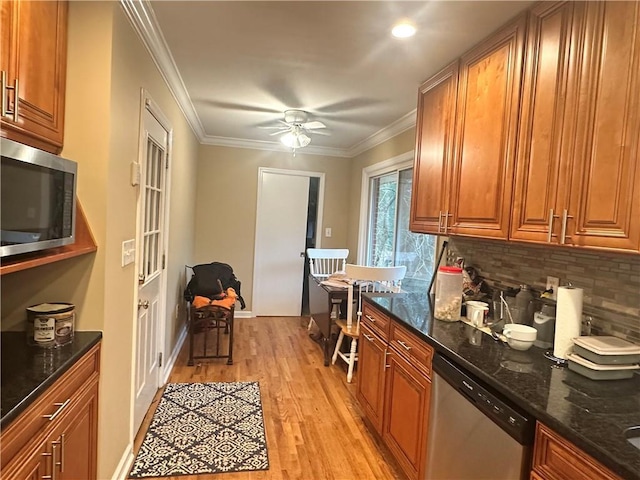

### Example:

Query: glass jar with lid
xmin=434 ymin=266 xmax=463 ymax=321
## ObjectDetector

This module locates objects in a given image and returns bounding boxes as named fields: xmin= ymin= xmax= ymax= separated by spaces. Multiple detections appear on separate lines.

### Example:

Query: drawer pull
xmin=365 ymin=314 xmax=376 ymax=322
xmin=43 ymin=399 xmax=70 ymax=421
xmin=397 ymin=340 xmax=412 ymax=351
xmin=363 ymin=333 xmax=375 ymax=342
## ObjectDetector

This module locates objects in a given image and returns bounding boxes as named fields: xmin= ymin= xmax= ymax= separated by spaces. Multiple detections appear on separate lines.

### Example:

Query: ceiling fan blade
xmin=302 ymin=121 xmax=326 ymax=129
xmin=269 ymin=130 xmax=289 ymax=136
xmin=259 ymin=125 xmax=288 ymax=129
xmin=308 ymin=130 xmax=330 ymax=136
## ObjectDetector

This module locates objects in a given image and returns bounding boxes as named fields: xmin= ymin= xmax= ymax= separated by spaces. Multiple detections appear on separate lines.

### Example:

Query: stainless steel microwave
xmin=1 ymin=138 xmax=77 ymax=258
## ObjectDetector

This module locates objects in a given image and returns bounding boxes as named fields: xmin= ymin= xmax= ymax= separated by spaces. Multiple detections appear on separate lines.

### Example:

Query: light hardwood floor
xmin=132 ymin=317 xmax=404 ymax=480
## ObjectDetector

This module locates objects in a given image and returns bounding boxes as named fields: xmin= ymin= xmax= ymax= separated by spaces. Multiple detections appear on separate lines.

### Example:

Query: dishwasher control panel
xmin=434 ymin=354 xmax=534 ymax=445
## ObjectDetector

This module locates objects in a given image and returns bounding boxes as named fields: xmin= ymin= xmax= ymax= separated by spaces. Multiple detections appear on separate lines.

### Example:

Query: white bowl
xmin=503 ymin=324 xmax=537 ymax=341
xmin=506 ymin=337 xmax=535 ymax=351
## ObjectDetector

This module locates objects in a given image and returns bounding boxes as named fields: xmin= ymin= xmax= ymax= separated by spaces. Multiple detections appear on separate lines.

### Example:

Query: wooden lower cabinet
xmin=357 ymin=303 xmax=433 ymax=480
xmin=383 ymin=349 xmax=431 ymax=480
xmin=532 ymin=422 xmax=622 ymax=480
xmin=356 ymin=324 xmax=387 ymax=435
xmin=0 ymin=343 xmax=100 ymax=480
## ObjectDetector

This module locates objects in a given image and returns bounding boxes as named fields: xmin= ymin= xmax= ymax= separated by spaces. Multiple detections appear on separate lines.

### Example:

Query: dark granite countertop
xmin=1 ymin=331 xmax=102 ymax=429
xmin=365 ymin=287 xmax=640 ymax=480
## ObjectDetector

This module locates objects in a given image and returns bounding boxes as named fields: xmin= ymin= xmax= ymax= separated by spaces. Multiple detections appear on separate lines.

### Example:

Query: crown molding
xmin=346 ymin=109 xmax=417 ymax=158
xmin=120 ymin=0 xmax=205 ymax=139
xmin=200 ymin=135 xmax=351 ymax=158
xmin=121 ymin=0 xmax=416 ymax=159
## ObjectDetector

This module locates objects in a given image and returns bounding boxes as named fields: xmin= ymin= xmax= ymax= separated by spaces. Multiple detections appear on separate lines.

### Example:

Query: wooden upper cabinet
xmin=0 ymin=0 xmax=68 ymax=154
xmin=410 ymin=62 xmax=458 ymax=234
xmin=510 ymin=1 xmax=578 ymax=243
xmin=448 ymin=14 xmax=526 ymax=239
xmin=512 ymin=1 xmax=640 ymax=253
xmin=566 ymin=1 xmax=640 ymax=253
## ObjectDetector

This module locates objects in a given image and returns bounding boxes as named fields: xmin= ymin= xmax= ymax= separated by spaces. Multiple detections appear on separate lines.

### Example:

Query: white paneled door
xmin=134 ymin=105 xmax=169 ymax=434
xmin=253 ymin=168 xmax=316 ymax=316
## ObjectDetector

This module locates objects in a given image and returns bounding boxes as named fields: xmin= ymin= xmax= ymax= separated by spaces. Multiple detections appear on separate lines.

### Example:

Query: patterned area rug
xmin=129 ymin=381 xmax=269 ymax=478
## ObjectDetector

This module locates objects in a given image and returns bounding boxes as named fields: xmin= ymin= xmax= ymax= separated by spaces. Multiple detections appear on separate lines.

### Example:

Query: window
xmin=360 ymin=154 xmax=437 ymax=284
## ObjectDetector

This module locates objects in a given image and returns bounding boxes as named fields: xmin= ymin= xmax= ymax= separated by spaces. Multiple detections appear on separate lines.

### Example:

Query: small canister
xmin=27 ymin=303 xmax=75 ymax=348
xmin=434 ymin=266 xmax=463 ymax=321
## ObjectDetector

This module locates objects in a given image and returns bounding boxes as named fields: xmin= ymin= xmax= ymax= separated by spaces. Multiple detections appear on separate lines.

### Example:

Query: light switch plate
xmin=122 ymin=239 xmax=136 ymax=267
xmin=325 ymin=227 xmax=332 ymax=237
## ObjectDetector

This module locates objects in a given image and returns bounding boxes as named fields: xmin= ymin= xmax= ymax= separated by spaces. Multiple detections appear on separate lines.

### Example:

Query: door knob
xmin=138 ymin=300 xmax=149 ymax=309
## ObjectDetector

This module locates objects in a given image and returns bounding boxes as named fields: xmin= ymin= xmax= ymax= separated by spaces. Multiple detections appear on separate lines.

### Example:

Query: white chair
xmin=307 ymin=248 xmax=349 ymax=330
xmin=332 ymin=264 xmax=406 ymax=383
xmin=308 ymin=248 xmax=349 ymax=279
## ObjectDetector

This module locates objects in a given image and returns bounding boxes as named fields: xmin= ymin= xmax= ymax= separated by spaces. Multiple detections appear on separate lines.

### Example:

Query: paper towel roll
xmin=553 ymin=286 xmax=583 ymax=359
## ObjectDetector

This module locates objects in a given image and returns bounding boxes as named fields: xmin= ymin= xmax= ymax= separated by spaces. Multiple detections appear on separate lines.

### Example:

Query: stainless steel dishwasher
xmin=425 ymin=354 xmax=535 ymax=480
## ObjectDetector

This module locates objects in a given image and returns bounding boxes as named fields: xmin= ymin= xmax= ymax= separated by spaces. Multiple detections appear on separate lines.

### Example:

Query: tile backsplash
xmin=447 ymin=237 xmax=640 ymax=344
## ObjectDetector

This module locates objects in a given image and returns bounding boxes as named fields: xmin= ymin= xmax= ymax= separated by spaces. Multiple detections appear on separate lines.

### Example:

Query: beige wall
xmin=1 ymin=3 xmax=200 ymax=479
xmin=347 ymin=129 xmax=416 ymax=259
xmin=194 ymin=145 xmax=351 ymax=311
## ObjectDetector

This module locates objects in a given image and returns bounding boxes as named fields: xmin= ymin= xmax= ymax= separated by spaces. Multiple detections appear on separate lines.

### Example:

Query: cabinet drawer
xmin=362 ymin=302 xmax=390 ymax=341
xmin=390 ymin=322 xmax=433 ymax=378
xmin=0 ymin=343 xmax=100 ymax=468
xmin=532 ymin=422 xmax=621 ymax=480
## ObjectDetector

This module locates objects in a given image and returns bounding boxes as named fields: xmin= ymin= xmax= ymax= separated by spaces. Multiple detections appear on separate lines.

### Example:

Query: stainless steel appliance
xmin=426 ymin=354 xmax=534 ymax=480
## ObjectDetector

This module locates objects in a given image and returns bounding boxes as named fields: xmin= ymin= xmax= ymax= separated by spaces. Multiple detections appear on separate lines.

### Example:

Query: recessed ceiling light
xmin=392 ymin=21 xmax=416 ymax=38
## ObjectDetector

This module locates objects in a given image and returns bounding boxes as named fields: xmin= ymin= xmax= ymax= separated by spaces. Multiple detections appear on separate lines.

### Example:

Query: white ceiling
xmin=130 ymin=1 xmax=533 ymax=157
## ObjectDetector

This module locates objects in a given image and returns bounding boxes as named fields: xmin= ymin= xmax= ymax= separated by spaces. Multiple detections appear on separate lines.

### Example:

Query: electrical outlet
xmin=546 ymin=276 xmax=560 ymax=300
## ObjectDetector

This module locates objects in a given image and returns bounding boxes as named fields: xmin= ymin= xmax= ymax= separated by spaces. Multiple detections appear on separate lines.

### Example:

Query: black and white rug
xmin=129 ymin=381 xmax=269 ymax=478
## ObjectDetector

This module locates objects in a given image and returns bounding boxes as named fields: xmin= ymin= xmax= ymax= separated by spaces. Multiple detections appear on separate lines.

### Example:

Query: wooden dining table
xmin=307 ymin=274 xmax=349 ymax=366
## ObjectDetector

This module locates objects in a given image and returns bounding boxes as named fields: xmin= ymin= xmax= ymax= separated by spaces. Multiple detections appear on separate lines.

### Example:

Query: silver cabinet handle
xmin=11 ymin=77 xmax=18 ymax=122
xmin=437 ymin=211 xmax=444 ymax=232
xmin=42 ymin=399 xmax=70 ymax=421
xmin=365 ymin=314 xmax=376 ymax=322
xmin=1 ymin=71 xmax=6 ymax=117
xmin=51 ymin=442 xmax=59 ymax=480
xmin=1 ymin=71 xmax=18 ymax=122
xmin=560 ymin=209 xmax=574 ymax=245
xmin=41 ymin=451 xmax=53 ymax=480
xmin=363 ymin=333 xmax=375 ymax=342
xmin=547 ymin=209 xmax=561 ymax=243
xmin=59 ymin=434 xmax=65 ymax=472
xmin=385 ymin=349 xmax=391 ymax=368
xmin=397 ymin=340 xmax=412 ymax=351
xmin=138 ymin=300 xmax=150 ymax=309
xmin=443 ymin=211 xmax=452 ymax=233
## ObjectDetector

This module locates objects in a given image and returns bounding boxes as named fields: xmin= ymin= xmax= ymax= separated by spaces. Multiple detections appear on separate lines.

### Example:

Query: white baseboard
xmin=110 ymin=443 xmax=134 ymax=480
xmin=161 ymin=324 xmax=187 ymax=384
xmin=235 ymin=310 xmax=252 ymax=318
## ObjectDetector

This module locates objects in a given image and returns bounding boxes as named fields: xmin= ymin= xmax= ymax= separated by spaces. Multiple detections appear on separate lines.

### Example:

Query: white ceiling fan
xmin=261 ymin=109 xmax=329 ymax=153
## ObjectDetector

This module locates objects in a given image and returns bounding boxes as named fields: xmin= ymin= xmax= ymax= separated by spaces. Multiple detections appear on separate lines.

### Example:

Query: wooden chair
xmin=307 ymin=248 xmax=349 ymax=329
xmin=332 ymin=264 xmax=406 ymax=383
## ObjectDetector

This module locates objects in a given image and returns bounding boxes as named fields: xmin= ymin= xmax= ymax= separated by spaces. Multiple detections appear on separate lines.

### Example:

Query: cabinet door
xmin=566 ymin=1 xmax=640 ymax=252
xmin=2 ymin=440 xmax=51 ymax=480
xmin=510 ymin=1 xmax=579 ymax=243
xmin=410 ymin=61 xmax=458 ymax=234
xmin=0 ymin=0 xmax=68 ymax=153
xmin=383 ymin=349 xmax=431 ymax=480
xmin=449 ymin=15 xmax=526 ymax=239
xmin=58 ymin=382 xmax=99 ymax=480
xmin=356 ymin=324 xmax=387 ymax=435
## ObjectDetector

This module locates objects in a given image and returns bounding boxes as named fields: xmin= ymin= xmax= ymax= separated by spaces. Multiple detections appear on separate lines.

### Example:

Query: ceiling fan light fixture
xmin=280 ymin=131 xmax=311 ymax=149
xmin=392 ymin=21 xmax=416 ymax=38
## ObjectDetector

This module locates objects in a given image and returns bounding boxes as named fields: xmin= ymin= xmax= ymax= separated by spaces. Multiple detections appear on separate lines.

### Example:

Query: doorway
xmin=253 ymin=168 xmax=324 ymax=316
